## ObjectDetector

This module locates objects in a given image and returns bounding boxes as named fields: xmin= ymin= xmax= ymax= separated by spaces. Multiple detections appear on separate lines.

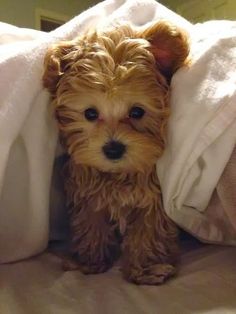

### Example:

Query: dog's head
xmin=43 ymin=21 xmax=189 ymax=173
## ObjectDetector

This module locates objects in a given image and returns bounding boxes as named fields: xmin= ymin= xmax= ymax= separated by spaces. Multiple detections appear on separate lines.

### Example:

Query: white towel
xmin=0 ymin=0 xmax=190 ymax=263
xmin=157 ymin=20 xmax=236 ymax=245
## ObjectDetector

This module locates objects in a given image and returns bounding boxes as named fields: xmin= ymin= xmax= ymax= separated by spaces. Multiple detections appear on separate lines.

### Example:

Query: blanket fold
xmin=157 ymin=21 xmax=236 ymax=244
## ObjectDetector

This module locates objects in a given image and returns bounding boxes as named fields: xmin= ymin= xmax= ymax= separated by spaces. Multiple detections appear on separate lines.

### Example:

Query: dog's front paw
xmin=124 ymin=264 xmax=176 ymax=285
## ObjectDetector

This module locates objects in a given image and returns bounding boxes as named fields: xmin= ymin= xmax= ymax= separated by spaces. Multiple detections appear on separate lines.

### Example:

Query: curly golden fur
xmin=43 ymin=21 xmax=189 ymax=285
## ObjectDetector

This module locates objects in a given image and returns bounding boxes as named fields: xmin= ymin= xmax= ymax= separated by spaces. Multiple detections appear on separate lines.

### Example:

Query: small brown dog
xmin=43 ymin=21 xmax=189 ymax=285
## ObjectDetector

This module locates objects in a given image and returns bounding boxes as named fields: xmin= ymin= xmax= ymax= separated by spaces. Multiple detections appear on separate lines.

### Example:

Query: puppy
xmin=43 ymin=21 xmax=189 ymax=285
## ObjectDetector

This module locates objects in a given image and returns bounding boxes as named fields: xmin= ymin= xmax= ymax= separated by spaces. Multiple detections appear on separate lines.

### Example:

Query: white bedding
xmin=1 ymin=239 xmax=236 ymax=314
xmin=157 ymin=21 xmax=236 ymax=245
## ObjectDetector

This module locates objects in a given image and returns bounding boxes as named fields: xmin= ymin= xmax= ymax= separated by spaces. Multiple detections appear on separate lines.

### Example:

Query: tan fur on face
xmin=44 ymin=22 xmax=189 ymax=173
xmin=43 ymin=21 xmax=189 ymax=285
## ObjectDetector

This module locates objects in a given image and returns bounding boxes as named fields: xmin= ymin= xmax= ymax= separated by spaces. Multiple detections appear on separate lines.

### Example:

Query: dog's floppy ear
xmin=43 ymin=42 xmax=75 ymax=94
xmin=138 ymin=21 xmax=190 ymax=81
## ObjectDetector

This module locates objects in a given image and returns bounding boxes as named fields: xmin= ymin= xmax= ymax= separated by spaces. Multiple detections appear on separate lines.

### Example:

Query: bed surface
xmin=1 ymin=238 xmax=236 ymax=314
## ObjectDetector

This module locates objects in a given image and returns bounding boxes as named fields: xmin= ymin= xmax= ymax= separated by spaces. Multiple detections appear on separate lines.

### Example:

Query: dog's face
xmin=43 ymin=22 xmax=189 ymax=173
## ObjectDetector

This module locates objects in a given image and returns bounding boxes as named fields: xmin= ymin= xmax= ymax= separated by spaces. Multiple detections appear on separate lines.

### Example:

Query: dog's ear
xmin=138 ymin=21 xmax=190 ymax=81
xmin=43 ymin=42 xmax=75 ymax=94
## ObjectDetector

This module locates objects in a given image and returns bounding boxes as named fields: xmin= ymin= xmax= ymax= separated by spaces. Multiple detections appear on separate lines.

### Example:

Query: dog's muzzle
xmin=102 ymin=141 xmax=126 ymax=160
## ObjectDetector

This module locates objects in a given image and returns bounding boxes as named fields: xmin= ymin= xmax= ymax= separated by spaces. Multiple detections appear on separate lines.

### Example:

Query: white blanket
xmin=157 ymin=21 xmax=236 ymax=245
xmin=0 ymin=0 xmax=190 ymax=263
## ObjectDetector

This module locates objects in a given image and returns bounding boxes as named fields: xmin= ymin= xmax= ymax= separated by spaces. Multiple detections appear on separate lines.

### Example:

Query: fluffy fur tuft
xmin=43 ymin=21 xmax=189 ymax=285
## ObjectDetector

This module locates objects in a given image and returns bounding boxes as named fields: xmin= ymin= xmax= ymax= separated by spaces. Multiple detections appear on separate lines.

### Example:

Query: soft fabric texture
xmin=1 ymin=238 xmax=236 ymax=314
xmin=0 ymin=0 xmax=190 ymax=263
xmin=157 ymin=20 xmax=236 ymax=245
xmin=204 ymin=146 xmax=236 ymax=243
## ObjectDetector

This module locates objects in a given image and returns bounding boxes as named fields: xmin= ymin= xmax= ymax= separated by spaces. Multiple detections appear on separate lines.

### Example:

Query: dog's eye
xmin=84 ymin=108 xmax=99 ymax=121
xmin=129 ymin=106 xmax=145 ymax=119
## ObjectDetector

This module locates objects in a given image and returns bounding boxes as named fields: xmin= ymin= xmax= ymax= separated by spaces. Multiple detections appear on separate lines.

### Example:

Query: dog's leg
xmin=121 ymin=203 xmax=178 ymax=285
xmin=64 ymin=204 xmax=120 ymax=274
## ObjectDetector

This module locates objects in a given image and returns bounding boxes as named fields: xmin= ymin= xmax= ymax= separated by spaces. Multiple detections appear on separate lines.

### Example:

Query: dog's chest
xmin=72 ymin=167 xmax=160 ymax=211
xmin=66 ymin=163 xmax=161 ymax=221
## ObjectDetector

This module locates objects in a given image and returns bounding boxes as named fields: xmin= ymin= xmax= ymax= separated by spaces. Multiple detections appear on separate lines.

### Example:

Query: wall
xmin=0 ymin=0 xmax=100 ymax=29
xmin=161 ymin=0 xmax=186 ymax=10
xmin=161 ymin=0 xmax=236 ymax=21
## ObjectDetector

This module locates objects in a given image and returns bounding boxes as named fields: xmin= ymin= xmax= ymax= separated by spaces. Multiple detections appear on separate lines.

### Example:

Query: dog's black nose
xmin=102 ymin=141 xmax=126 ymax=160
